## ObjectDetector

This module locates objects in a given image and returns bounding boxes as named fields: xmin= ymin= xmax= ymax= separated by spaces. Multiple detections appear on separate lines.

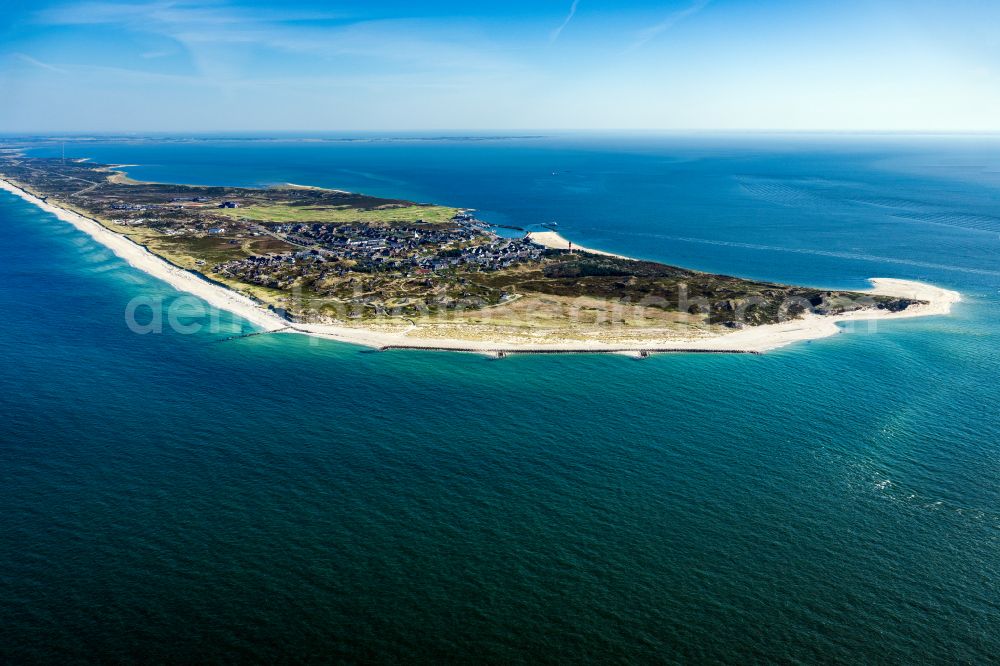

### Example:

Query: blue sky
xmin=2 ymin=0 xmax=999 ymax=132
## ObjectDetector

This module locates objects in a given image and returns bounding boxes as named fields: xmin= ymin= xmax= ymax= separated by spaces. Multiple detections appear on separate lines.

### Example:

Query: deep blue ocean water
xmin=1 ymin=134 xmax=998 ymax=663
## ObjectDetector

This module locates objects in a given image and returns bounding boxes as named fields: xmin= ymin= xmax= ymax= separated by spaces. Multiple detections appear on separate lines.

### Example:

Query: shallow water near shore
xmin=1 ymin=134 xmax=998 ymax=662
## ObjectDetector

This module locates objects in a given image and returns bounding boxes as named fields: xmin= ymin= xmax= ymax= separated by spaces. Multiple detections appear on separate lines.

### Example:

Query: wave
xmin=735 ymin=176 xmax=825 ymax=207
xmin=739 ymin=180 xmax=1000 ymax=237
xmin=890 ymin=212 xmax=1000 ymax=235
xmin=849 ymin=196 xmax=938 ymax=213
xmin=653 ymin=234 xmax=1000 ymax=277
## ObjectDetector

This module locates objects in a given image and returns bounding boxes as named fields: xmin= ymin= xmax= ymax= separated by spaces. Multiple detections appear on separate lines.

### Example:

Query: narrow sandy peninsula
xmin=0 ymin=177 xmax=959 ymax=355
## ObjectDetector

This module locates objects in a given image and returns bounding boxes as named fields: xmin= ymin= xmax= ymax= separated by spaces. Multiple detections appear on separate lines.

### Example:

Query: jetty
xmin=378 ymin=345 xmax=762 ymax=356
xmin=214 ymin=326 xmax=294 ymax=343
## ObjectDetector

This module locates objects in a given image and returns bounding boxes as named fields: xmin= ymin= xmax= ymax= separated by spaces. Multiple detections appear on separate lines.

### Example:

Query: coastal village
xmin=107 ymin=191 xmax=548 ymax=313
xmin=212 ymin=215 xmax=548 ymax=314
xmin=217 ymin=214 xmax=545 ymax=277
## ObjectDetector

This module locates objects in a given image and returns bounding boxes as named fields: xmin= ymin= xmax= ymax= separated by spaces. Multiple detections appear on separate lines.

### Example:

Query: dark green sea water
xmin=1 ymin=134 xmax=998 ymax=663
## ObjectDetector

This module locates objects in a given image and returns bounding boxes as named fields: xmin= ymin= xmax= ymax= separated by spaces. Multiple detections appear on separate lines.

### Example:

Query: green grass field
xmin=214 ymin=203 xmax=461 ymax=225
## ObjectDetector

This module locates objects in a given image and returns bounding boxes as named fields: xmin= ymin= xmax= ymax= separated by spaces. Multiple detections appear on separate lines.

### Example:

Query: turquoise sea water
xmin=1 ymin=134 xmax=998 ymax=663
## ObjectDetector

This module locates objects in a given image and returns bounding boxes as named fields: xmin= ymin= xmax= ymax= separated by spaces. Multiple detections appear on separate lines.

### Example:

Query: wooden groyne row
xmin=378 ymin=346 xmax=762 ymax=356
xmin=213 ymin=329 xmax=763 ymax=356
xmin=213 ymin=326 xmax=294 ymax=343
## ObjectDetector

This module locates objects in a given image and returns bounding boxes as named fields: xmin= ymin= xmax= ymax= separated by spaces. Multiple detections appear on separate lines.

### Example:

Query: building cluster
xmin=260 ymin=220 xmax=545 ymax=271
xmin=214 ymin=218 xmax=546 ymax=291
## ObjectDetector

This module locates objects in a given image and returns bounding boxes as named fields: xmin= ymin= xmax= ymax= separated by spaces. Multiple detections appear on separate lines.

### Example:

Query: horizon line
xmin=5 ymin=128 xmax=1000 ymax=138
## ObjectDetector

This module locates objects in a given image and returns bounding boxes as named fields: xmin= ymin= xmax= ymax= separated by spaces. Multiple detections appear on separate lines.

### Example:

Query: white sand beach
xmin=1 ymin=178 xmax=961 ymax=354
xmin=527 ymin=230 xmax=628 ymax=258
xmin=0 ymin=179 xmax=287 ymax=333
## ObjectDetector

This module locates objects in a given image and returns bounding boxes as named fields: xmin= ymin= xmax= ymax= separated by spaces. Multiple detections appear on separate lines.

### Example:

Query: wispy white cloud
xmin=33 ymin=1 xmax=344 ymax=28
xmin=31 ymin=2 xmax=519 ymax=78
xmin=550 ymin=0 xmax=580 ymax=43
xmin=11 ymin=52 xmax=68 ymax=74
xmin=630 ymin=0 xmax=711 ymax=50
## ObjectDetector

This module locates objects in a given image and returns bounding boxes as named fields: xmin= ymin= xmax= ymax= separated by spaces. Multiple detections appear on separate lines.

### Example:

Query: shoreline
xmin=0 ymin=178 xmax=287 ymax=333
xmin=527 ymin=230 xmax=628 ymax=258
xmin=0 ymin=178 xmax=961 ymax=355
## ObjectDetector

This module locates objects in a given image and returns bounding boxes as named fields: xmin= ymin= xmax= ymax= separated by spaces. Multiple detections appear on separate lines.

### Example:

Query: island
xmin=0 ymin=151 xmax=960 ymax=355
